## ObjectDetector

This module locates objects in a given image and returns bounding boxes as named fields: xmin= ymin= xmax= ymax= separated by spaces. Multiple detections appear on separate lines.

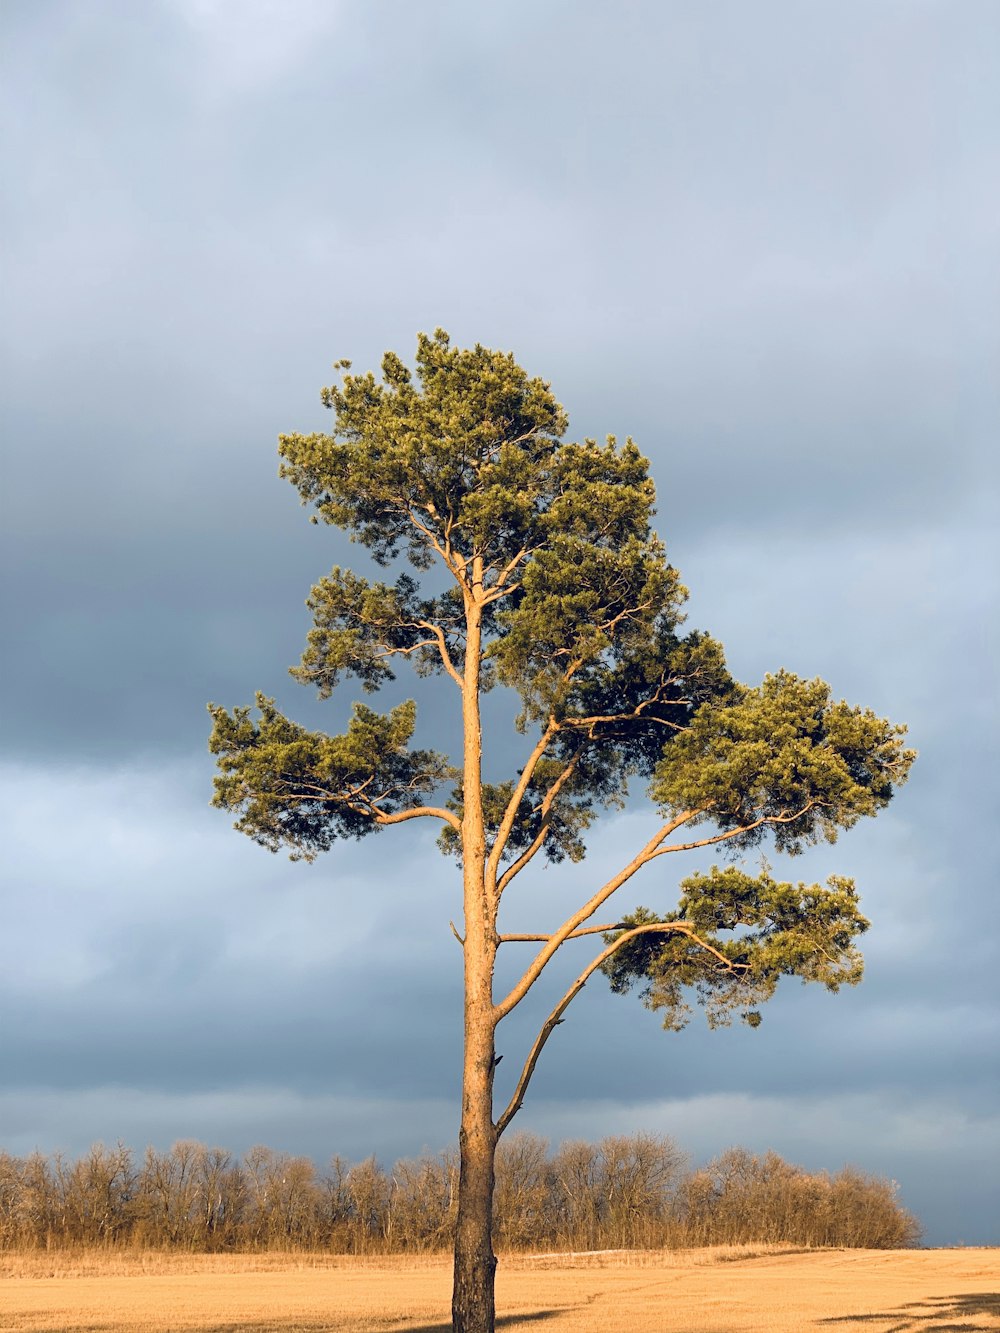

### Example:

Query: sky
xmin=1 ymin=0 xmax=998 ymax=1247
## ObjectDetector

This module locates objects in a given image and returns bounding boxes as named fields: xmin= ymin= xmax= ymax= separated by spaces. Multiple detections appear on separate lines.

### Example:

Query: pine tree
xmin=209 ymin=331 xmax=914 ymax=1333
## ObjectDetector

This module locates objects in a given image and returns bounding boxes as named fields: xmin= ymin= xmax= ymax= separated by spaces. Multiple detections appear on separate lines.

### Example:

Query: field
xmin=0 ymin=1246 xmax=997 ymax=1333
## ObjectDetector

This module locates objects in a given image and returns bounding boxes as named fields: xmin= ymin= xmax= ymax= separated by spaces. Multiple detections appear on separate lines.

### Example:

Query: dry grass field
xmin=0 ymin=1246 xmax=997 ymax=1333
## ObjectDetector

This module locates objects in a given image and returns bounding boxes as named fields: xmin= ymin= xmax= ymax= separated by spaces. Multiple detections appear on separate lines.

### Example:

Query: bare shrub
xmin=676 ymin=1147 xmax=922 ymax=1248
xmin=0 ymin=1136 xmax=920 ymax=1253
xmin=390 ymin=1151 xmax=458 ymax=1251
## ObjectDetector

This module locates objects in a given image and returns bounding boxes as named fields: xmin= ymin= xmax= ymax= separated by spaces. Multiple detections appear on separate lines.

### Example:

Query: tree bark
xmin=451 ymin=984 xmax=497 ymax=1333
xmin=452 ymin=574 xmax=500 ymax=1333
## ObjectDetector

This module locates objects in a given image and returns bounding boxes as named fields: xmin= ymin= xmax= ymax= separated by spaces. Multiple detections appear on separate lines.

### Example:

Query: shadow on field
xmin=817 ymin=1289 xmax=1000 ymax=1330
xmin=182 ymin=1320 xmax=562 ymax=1333
xmin=386 ymin=1317 xmax=560 ymax=1333
xmin=39 ymin=1314 xmax=563 ymax=1333
xmin=387 ymin=1316 xmax=562 ymax=1333
xmin=213 ymin=1312 xmax=560 ymax=1333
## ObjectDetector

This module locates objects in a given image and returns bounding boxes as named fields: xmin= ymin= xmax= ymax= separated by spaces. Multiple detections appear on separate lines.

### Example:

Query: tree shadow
xmin=39 ymin=1312 xmax=564 ymax=1333
xmin=816 ymin=1290 xmax=1000 ymax=1330
xmin=227 ymin=1313 xmax=560 ymax=1333
xmin=183 ymin=1315 xmax=562 ymax=1333
xmin=387 ymin=1316 xmax=563 ymax=1333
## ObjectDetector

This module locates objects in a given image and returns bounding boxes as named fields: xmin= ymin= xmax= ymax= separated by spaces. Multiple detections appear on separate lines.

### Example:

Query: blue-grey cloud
xmin=1 ymin=0 xmax=997 ymax=1247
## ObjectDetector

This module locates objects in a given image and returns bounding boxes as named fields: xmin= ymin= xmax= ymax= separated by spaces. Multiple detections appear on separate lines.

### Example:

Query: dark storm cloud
xmin=1 ymin=0 xmax=997 ymax=1245
xmin=3 ymin=0 xmax=996 ymax=761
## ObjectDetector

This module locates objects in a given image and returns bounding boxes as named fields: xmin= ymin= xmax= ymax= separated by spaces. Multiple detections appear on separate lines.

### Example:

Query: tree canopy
xmin=210 ymin=329 xmax=912 ymax=1013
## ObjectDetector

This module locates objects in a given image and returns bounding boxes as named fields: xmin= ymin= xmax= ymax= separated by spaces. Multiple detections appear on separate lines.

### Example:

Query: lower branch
xmin=494 ymin=811 xmax=699 ymax=1020
xmin=495 ymin=801 xmax=820 ymax=1019
xmin=374 ymin=805 xmax=462 ymax=831
xmin=498 ymin=924 xmax=620 ymax=943
xmin=494 ymin=922 xmax=743 ymax=1137
xmin=646 ymin=802 xmax=819 ymax=859
xmin=491 ymin=736 xmax=574 ymax=897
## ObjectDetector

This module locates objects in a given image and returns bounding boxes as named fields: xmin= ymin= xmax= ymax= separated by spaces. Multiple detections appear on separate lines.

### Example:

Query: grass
xmin=0 ymin=1246 xmax=997 ymax=1332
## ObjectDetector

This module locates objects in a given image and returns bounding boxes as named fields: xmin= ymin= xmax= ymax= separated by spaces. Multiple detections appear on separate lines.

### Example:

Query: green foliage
xmin=278 ymin=330 xmax=569 ymax=570
xmin=291 ymin=569 xmax=466 ymax=695
xmin=213 ymin=330 xmax=747 ymax=859
xmin=652 ymin=671 xmax=915 ymax=854
xmin=208 ymin=694 xmax=452 ymax=859
xmin=208 ymin=329 xmax=914 ymax=1030
xmin=601 ymin=868 xmax=869 ymax=1030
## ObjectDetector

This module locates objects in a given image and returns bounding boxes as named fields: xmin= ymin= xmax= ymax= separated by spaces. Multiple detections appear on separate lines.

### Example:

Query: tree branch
xmin=494 ymin=800 xmax=822 ymax=1018
xmin=561 ymin=711 xmax=686 ymax=733
xmin=483 ymin=545 xmax=532 ymax=600
xmin=556 ymin=672 xmax=694 ymax=736
xmin=417 ymin=619 xmax=464 ymax=688
xmin=375 ymin=806 xmax=462 ymax=831
xmin=498 ymin=923 xmax=621 ymax=943
xmin=494 ymin=811 xmax=699 ymax=1019
xmin=494 ymin=921 xmax=744 ymax=1135
xmin=486 ymin=721 xmax=559 ymax=891
xmin=645 ymin=802 xmax=819 ymax=859
xmin=404 ymin=502 xmax=469 ymax=583
xmin=495 ymin=754 xmax=581 ymax=896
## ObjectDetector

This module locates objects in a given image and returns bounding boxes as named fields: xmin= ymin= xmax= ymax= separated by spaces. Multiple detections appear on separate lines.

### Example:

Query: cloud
xmin=0 ymin=1085 xmax=457 ymax=1169
xmin=0 ymin=1083 xmax=994 ymax=1246
xmin=2 ymin=0 xmax=997 ymax=1250
xmin=3 ymin=753 xmax=997 ymax=1246
xmin=522 ymin=1090 xmax=1000 ymax=1247
xmin=162 ymin=0 xmax=342 ymax=96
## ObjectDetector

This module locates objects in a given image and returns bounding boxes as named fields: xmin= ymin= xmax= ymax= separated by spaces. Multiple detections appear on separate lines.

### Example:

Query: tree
xmin=208 ymin=330 xmax=915 ymax=1333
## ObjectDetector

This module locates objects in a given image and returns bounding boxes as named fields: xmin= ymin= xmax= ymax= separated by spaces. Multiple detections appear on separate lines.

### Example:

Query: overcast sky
xmin=2 ymin=0 xmax=998 ymax=1247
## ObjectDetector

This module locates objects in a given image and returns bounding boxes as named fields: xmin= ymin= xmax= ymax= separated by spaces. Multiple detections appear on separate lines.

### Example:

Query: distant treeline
xmin=0 ymin=1134 xmax=920 ymax=1253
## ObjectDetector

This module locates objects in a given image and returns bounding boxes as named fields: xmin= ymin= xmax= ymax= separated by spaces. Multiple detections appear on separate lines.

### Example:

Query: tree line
xmin=0 ymin=1133 xmax=919 ymax=1253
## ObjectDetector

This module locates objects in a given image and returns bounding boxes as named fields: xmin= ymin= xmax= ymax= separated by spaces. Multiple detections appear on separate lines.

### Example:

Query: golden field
xmin=0 ymin=1246 xmax=997 ymax=1333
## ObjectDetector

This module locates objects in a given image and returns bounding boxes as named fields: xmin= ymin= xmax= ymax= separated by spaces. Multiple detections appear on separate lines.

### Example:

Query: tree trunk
xmin=451 ymin=991 xmax=497 ymax=1333
xmin=452 ymin=573 xmax=499 ymax=1333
